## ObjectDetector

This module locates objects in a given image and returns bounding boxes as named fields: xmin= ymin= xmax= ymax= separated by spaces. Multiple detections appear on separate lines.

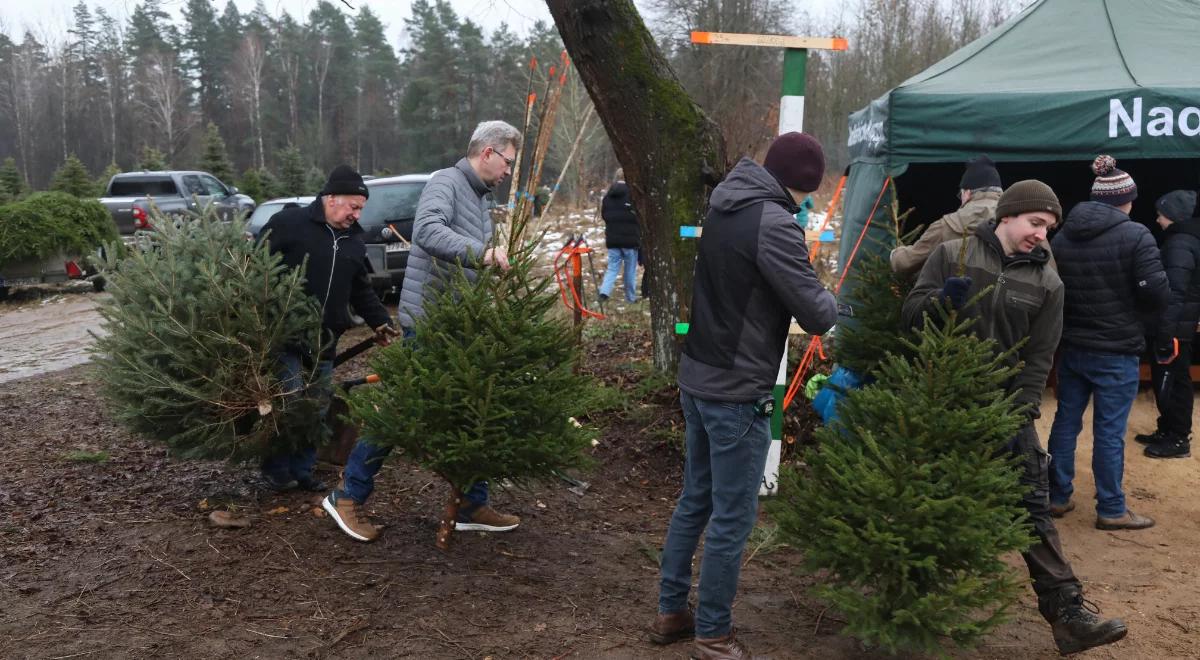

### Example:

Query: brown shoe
xmin=322 ymin=491 xmax=379 ymax=542
xmin=1049 ymin=500 xmax=1075 ymax=518
xmin=691 ymin=629 xmax=761 ymax=659
xmin=649 ymin=608 xmax=694 ymax=644
xmin=1096 ymin=510 xmax=1155 ymax=531
xmin=455 ymin=505 xmax=520 ymax=532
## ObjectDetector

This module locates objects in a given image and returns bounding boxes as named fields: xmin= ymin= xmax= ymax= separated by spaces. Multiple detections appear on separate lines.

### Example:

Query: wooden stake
xmin=436 ymin=485 xmax=463 ymax=551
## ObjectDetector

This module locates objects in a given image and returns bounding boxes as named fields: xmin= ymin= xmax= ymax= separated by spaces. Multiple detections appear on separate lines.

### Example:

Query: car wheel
xmin=0 ymin=285 xmax=8 ymax=302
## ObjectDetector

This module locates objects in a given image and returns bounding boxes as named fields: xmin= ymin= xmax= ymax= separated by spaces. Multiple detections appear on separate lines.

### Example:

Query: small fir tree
xmin=91 ymin=205 xmax=326 ymax=460
xmin=138 ymin=146 xmax=167 ymax=170
xmin=238 ymin=168 xmax=266 ymax=202
xmin=96 ymin=162 xmax=122 ymax=195
xmin=347 ymin=242 xmax=595 ymax=549
xmin=834 ymin=249 xmax=914 ymax=374
xmin=0 ymin=157 xmax=27 ymax=202
xmin=768 ymin=310 xmax=1033 ymax=655
xmin=198 ymin=122 xmax=235 ymax=184
xmin=277 ymin=146 xmax=306 ymax=196
xmin=50 ymin=154 xmax=97 ymax=198
xmin=305 ymin=166 xmax=326 ymax=195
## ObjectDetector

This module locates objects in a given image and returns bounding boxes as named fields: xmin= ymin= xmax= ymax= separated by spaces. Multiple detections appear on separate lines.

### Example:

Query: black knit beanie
xmin=1089 ymin=155 xmax=1136 ymax=207
xmin=321 ymin=164 xmax=369 ymax=198
xmin=1156 ymin=190 xmax=1196 ymax=224
xmin=959 ymin=154 xmax=1002 ymax=191
xmin=996 ymin=179 xmax=1062 ymax=224
xmin=762 ymin=132 xmax=825 ymax=193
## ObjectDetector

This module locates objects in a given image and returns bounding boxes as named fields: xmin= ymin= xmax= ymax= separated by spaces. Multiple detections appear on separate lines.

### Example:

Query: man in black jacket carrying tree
xmin=649 ymin=133 xmax=837 ymax=659
xmin=257 ymin=165 xmax=398 ymax=492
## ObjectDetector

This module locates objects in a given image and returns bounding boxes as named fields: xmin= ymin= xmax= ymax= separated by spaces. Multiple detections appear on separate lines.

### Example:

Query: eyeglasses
xmin=489 ymin=148 xmax=515 ymax=167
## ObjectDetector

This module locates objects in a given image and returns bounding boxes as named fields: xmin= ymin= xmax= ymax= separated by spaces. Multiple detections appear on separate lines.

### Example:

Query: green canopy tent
xmin=837 ymin=0 xmax=1200 ymax=319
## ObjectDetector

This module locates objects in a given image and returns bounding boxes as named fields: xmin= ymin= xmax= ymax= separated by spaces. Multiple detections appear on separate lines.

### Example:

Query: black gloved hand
xmin=1155 ymin=335 xmax=1180 ymax=364
xmin=940 ymin=276 xmax=972 ymax=310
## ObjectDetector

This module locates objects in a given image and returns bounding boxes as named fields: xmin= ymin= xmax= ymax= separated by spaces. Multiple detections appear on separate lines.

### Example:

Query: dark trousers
xmin=1150 ymin=341 xmax=1194 ymax=438
xmin=1010 ymin=423 xmax=1081 ymax=609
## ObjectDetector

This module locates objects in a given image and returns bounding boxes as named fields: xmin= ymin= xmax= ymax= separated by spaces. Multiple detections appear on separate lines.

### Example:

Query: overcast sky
xmin=1 ymin=0 xmax=843 ymax=46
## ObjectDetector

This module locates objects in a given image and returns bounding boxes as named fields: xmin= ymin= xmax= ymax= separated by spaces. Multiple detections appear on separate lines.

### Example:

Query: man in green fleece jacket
xmin=902 ymin=179 xmax=1128 ymax=656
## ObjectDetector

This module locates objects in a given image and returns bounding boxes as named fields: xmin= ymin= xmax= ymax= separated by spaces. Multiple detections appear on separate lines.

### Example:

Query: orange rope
xmin=553 ymin=238 xmax=604 ymax=320
xmin=781 ymin=176 xmax=892 ymax=411
xmin=807 ymin=174 xmax=847 ymax=263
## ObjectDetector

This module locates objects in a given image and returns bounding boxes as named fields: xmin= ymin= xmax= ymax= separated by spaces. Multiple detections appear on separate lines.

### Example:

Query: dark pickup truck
xmin=98 ymin=170 xmax=255 ymax=237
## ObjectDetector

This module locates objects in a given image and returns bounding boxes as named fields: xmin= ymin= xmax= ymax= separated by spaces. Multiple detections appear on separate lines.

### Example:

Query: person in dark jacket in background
xmin=257 ymin=165 xmax=399 ymax=492
xmin=1137 ymin=189 xmax=1200 ymax=459
xmin=598 ymin=168 xmax=640 ymax=303
xmin=1046 ymin=156 xmax=1168 ymax=531
xmin=903 ymin=179 xmax=1128 ymax=655
xmin=649 ymin=133 xmax=836 ymax=660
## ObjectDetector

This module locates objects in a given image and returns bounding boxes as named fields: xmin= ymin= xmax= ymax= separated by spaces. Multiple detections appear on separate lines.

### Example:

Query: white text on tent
xmin=1110 ymin=98 xmax=1200 ymax=138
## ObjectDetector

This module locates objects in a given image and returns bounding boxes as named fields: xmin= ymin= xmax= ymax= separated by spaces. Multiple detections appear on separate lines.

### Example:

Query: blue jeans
xmin=261 ymin=351 xmax=333 ymax=481
xmin=338 ymin=327 xmax=489 ymax=508
xmin=599 ymin=247 xmax=639 ymax=303
xmin=658 ymin=391 xmax=772 ymax=638
xmin=1047 ymin=348 xmax=1139 ymax=518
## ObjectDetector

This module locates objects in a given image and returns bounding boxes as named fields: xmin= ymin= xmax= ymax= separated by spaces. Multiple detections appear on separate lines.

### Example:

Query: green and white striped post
xmin=689 ymin=31 xmax=847 ymax=496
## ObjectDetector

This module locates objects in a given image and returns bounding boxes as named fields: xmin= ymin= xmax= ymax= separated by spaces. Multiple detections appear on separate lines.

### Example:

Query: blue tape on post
xmin=680 ymin=226 xmax=701 ymax=238
xmin=819 ymin=229 xmax=835 ymax=242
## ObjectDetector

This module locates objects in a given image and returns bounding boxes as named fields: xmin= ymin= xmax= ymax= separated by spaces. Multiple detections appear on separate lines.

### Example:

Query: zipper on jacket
xmin=323 ymin=225 xmax=347 ymax=318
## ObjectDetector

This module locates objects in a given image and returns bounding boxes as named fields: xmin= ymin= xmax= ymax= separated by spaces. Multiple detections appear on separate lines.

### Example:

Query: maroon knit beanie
xmin=763 ymin=132 xmax=825 ymax=193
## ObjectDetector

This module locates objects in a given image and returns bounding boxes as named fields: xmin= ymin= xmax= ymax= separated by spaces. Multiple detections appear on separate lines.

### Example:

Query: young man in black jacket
xmin=1138 ymin=189 xmax=1200 ymax=459
xmin=1046 ymin=156 xmax=1168 ymax=531
xmin=257 ymin=165 xmax=398 ymax=492
xmin=650 ymin=133 xmax=837 ymax=659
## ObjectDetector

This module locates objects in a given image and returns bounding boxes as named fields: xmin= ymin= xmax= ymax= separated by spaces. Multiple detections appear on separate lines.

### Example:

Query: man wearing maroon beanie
xmin=649 ymin=132 xmax=836 ymax=659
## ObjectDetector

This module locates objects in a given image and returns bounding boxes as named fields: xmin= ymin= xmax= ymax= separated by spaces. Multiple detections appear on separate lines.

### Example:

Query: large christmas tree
xmin=91 ymin=207 xmax=327 ymax=460
xmin=769 ymin=310 xmax=1034 ymax=654
xmin=347 ymin=241 xmax=595 ymax=549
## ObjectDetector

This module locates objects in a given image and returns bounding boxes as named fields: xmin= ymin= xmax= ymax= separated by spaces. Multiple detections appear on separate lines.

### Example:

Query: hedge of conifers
xmin=0 ymin=192 xmax=117 ymax=268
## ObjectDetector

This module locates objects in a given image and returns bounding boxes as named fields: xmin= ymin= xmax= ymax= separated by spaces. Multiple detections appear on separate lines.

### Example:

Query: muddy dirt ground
xmin=2 ymin=290 xmax=1199 ymax=659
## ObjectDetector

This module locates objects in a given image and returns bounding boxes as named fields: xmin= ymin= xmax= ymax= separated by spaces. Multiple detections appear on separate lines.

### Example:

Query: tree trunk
xmin=546 ymin=0 xmax=727 ymax=373
xmin=436 ymin=484 xmax=463 ymax=551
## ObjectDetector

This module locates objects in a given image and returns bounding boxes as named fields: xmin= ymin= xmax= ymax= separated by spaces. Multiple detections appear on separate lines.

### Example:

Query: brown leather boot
xmin=649 ymin=608 xmax=694 ymax=644
xmin=691 ymin=629 xmax=760 ymax=659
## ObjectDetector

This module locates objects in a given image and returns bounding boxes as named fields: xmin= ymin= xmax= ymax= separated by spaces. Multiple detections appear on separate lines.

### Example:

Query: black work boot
xmin=1145 ymin=433 xmax=1191 ymax=459
xmin=1039 ymin=589 xmax=1127 ymax=655
xmin=1134 ymin=430 xmax=1163 ymax=445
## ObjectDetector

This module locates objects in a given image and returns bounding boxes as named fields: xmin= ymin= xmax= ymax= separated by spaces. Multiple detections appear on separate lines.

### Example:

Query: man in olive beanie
xmin=1047 ymin=156 xmax=1167 ymax=533
xmin=891 ymin=154 xmax=1006 ymax=276
xmin=903 ymin=178 xmax=1129 ymax=655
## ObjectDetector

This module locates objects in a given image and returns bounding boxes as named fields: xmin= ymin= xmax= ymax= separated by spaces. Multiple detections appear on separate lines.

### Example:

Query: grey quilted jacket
xmin=396 ymin=158 xmax=494 ymax=328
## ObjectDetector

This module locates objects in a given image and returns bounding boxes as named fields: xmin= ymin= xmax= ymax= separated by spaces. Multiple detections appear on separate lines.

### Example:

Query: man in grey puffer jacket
xmin=323 ymin=121 xmax=521 ymax=543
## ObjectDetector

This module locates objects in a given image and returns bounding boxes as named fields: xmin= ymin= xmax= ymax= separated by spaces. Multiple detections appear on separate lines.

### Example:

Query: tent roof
xmin=847 ymin=0 xmax=1200 ymax=167
xmin=904 ymin=0 xmax=1200 ymax=94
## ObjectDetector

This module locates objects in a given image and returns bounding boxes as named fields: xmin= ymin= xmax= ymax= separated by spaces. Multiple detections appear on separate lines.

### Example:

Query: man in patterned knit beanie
xmin=1047 ymin=155 xmax=1167 ymax=535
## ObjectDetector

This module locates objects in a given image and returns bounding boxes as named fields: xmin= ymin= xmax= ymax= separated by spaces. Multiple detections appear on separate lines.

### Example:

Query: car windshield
xmin=247 ymin=203 xmax=285 ymax=232
xmin=360 ymin=181 xmax=425 ymax=227
xmin=109 ymin=178 xmax=179 ymax=196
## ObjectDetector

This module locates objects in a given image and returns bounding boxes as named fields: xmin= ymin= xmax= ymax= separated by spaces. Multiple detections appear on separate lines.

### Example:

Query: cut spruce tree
xmin=768 ymin=309 xmax=1034 ymax=655
xmin=346 ymin=242 xmax=595 ymax=550
xmin=91 ymin=206 xmax=327 ymax=461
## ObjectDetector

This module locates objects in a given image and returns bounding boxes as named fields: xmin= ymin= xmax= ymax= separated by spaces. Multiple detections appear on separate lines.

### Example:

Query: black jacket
xmin=1157 ymin=218 xmax=1200 ymax=341
xmin=260 ymin=199 xmax=392 ymax=347
xmin=677 ymin=158 xmax=837 ymax=402
xmin=1050 ymin=201 xmax=1168 ymax=355
xmin=601 ymin=181 xmax=639 ymax=249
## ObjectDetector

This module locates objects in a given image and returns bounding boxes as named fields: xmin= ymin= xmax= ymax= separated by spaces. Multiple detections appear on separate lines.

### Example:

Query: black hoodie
xmin=677 ymin=157 xmax=837 ymax=402
xmin=1051 ymin=201 xmax=1168 ymax=355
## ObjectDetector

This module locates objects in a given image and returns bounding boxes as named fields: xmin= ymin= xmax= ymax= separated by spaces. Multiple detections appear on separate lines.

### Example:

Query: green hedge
xmin=0 ymin=192 xmax=117 ymax=268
